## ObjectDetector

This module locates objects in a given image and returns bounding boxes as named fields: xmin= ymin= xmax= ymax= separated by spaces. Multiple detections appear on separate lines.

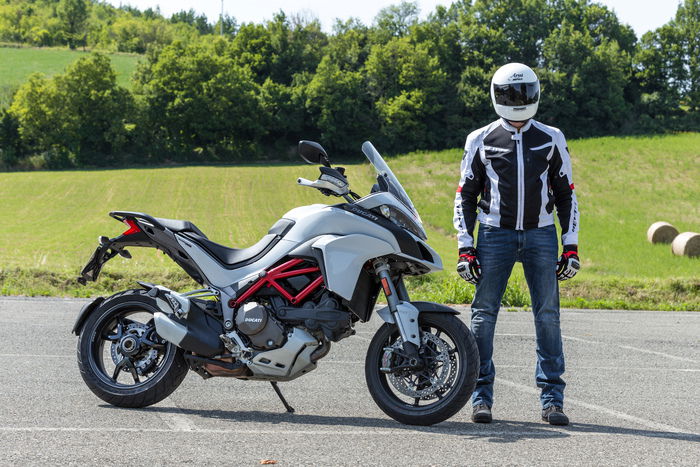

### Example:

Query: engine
xmin=235 ymin=293 xmax=354 ymax=352
xmin=274 ymin=294 xmax=354 ymax=342
xmin=235 ymin=302 xmax=285 ymax=350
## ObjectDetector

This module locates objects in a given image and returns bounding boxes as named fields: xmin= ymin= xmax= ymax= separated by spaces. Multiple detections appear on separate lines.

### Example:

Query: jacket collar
xmin=500 ymin=118 xmax=533 ymax=133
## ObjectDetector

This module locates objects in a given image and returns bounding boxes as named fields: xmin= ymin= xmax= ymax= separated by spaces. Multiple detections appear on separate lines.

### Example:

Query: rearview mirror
xmin=298 ymin=140 xmax=331 ymax=167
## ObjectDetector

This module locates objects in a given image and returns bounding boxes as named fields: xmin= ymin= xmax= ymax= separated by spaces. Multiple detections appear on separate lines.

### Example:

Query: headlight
xmin=377 ymin=204 xmax=427 ymax=240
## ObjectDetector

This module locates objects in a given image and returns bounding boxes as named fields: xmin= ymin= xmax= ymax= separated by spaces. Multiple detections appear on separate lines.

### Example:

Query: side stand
xmin=270 ymin=381 xmax=295 ymax=413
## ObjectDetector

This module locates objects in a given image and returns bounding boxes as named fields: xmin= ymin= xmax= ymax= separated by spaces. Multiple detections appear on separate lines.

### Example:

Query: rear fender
xmin=71 ymin=296 xmax=105 ymax=335
xmin=77 ymin=231 xmax=155 ymax=285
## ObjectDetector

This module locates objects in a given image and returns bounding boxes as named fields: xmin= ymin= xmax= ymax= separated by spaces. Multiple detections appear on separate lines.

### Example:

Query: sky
xmin=104 ymin=0 xmax=682 ymax=37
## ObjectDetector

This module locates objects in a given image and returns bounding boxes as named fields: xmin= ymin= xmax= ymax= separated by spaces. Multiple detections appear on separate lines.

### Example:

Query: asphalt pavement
xmin=0 ymin=297 xmax=698 ymax=465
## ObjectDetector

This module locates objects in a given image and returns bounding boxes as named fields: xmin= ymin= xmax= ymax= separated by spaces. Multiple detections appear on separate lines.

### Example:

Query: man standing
xmin=453 ymin=63 xmax=580 ymax=426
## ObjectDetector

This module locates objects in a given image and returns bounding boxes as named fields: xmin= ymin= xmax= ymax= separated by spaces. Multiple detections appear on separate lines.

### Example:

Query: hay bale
xmin=647 ymin=221 xmax=679 ymax=244
xmin=671 ymin=232 xmax=700 ymax=257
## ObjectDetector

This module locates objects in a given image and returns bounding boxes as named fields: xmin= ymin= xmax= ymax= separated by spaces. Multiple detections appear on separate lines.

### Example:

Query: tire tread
xmin=76 ymin=289 xmax=189 ymax=408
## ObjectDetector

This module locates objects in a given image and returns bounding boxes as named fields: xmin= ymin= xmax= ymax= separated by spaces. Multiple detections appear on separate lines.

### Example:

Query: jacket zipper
xmin=514 ymin=131 xmax=524 ymax=230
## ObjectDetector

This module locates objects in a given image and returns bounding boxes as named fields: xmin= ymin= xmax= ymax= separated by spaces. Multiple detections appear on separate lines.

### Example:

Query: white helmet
xmin=490 ymin=63 xmax=540 ymax=122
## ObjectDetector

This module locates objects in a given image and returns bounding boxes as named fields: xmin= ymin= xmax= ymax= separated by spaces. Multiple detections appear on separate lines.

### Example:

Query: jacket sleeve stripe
xmin=549 ymin=133 xmax=579 ymax=245
xmin=454 ymin=135 xmax=485 ymax=249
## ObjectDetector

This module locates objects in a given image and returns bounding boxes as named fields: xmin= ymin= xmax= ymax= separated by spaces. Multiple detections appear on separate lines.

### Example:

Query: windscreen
xmin=361 ymin=141 xmax=422 ymax=223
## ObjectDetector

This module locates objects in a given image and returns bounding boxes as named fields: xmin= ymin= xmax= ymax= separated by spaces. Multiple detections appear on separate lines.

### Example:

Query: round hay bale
xmin=647 ymin=221 xmax=679 ymax=244
xmin=671 ymin=232 xmax=700 ymax=257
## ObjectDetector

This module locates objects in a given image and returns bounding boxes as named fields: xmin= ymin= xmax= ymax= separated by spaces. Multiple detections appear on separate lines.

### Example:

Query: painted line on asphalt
xmin=561 ymin=334 xmax=600 ymax=345
xmin=496 ymin=364 xmax=699 ymax=372
xmin=498 ymin=333 xmax=601 ymax=345
xmin=321 ymin=361 xmax=698 ymax=372
xmin=0 ymin=354 xmax=72 ymax=359
xmin=498 ymin=333 xmax=697 ymax=364
xmin=155 ymin=404 xmax=198 ymax=432
xmin=616 ymin=345 xmax=697 ymax=364
xmin=0 ymin=425 xmax=698 ymax=440
xmin=495 ymin=333 xmax=534 ymax=337
xmin=497 ymin=378 xmax=697 ymax=435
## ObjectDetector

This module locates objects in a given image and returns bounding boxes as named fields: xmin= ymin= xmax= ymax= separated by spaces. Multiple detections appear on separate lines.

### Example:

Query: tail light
xmin=122 ymin=219 xmax=141 ymax=236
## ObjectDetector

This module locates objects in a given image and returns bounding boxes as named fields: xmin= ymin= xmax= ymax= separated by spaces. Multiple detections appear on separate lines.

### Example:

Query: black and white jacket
xmin=453 ymin=118 xmax=579 ymax=249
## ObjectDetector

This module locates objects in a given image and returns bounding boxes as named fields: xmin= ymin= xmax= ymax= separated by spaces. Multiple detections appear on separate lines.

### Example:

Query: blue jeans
xmin=470 ymin=223 xmax=565 ymax=409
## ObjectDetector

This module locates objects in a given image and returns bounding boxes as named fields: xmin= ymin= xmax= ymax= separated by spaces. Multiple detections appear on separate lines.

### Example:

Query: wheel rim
xmin=88 ymin=306 xmax=174 ymax=389
xmin=378 ymin=322 xmax=462 ymax=409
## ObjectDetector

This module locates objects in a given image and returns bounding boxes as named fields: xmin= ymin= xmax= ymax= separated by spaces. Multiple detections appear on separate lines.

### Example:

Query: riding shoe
xmin=542 ymin=405 xmax=569 ymax=426
xmin=471 ymin=404 xmax=492 ymax=423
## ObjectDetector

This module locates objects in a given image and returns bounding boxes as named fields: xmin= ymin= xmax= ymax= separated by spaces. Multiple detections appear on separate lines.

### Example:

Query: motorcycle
xmin=73 ymin=140 xmax=479 ymax=426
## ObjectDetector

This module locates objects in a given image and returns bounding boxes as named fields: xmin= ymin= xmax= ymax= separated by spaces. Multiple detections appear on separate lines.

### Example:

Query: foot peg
xmin=270 ymin=382 xmax=295 ymax=413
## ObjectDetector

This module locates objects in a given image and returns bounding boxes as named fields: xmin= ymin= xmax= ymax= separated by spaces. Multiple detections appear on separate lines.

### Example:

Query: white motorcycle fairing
xmin=173 ymin=202 xmax=441 ymax=300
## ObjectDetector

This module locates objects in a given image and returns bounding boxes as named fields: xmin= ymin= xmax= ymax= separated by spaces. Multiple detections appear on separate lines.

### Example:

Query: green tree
xmin=0 ymin=109 xmax=23 ymax=167
xmin=326 ymin=19 xmax=371 ymax=72
xmin=135 ymin=39 xmax=265 ymax=160
xmin=373 ymin=1 xmax=419 ymax=41
xmin=170 ymin=9 xmax=212 ymax=35
xmin=306 ymin=56 xmax=376 ymax=155
xmin=365 ymin=37 xmax=447 ymax=152
xmin=540 ymin=23 xmax=631 ymax=136
xmin=58 ymin=0 xmax=89 ymax=49
xmin=230 ymin=12 xmax=326 ymax=86
xmin=674 ymin=0 xmax=700 ymax=111
xmin=634 ymin=26 xmax=685 ymax=127
xmin=10 ymin=54 xmax=135 ymax=166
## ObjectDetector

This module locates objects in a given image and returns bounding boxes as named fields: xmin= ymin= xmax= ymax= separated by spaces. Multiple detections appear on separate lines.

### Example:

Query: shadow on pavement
xmin=120 ymin=406 xmax=700 ymax=443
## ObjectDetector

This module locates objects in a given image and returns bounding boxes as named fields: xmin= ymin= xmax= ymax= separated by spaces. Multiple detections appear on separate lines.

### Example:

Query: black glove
xmin=557 ymin=245 xmax=580 ymax=281
xmin=457 ymin=247 xmax=481 ymax=285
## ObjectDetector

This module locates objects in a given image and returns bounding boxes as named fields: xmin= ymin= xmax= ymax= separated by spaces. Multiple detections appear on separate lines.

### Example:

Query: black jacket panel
xmin=454 ymin=118 xmax=579 ymax=248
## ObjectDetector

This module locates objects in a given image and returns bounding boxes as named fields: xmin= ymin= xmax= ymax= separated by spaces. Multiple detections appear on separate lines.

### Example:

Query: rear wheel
xmin=365 ymin=312 xmax=479 ymax=425
xmin=77 ymin=290 xmax=188 ymax=407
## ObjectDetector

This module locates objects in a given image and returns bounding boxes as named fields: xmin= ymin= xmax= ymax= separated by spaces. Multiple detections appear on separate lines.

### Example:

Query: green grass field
xmin=0 ymin=45 xmax=141 ymax=106
xmin=0 ymin=133 xmax=698 ymax=309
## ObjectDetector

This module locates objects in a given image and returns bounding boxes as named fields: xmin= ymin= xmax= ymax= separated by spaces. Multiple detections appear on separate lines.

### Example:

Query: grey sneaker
xmin=542 ymin=406 xmax=569 ymax=426
xmin=472 ymin=404 xmax=492 ymax=423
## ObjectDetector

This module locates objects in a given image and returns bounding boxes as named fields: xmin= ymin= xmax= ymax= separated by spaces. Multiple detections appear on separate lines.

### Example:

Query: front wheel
xmin=365 ymin=312 xmax=479 ymax=426
xmin=77 ymin=290 xmax=189 ymax=408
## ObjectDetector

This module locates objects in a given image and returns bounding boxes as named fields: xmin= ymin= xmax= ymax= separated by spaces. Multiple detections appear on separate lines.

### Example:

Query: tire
xmin=365 ymin=312 xmax=479 ymax=426
xmin=77 ymin=289 xmax=189 ymax=408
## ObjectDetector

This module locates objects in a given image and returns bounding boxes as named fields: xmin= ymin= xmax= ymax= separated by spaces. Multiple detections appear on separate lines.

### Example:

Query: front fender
xmin=71 ymin=296 xmax=105 ymax=335
xmin=376 ymin=300 xmax=460 ymax=324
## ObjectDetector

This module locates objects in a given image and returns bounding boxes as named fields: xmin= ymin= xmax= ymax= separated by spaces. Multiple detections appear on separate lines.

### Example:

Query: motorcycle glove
xmin=557 ymin=245 xmax=580 ymax=281
xmin=457 ymin=247 xmax=481 ymax=285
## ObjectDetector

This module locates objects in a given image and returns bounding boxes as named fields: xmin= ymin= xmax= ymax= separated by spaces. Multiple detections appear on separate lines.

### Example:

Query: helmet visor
xmin=493 ymin=82 xmax=540 ymax=107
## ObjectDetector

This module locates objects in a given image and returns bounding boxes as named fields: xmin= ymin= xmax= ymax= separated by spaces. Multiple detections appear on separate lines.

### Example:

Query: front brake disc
xmin=385 ymin=333 xmax=454 ymax=399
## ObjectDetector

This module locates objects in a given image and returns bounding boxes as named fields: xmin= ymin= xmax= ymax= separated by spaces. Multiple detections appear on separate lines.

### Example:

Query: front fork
xmin=373 ymin=260 xmax=422 ymax=366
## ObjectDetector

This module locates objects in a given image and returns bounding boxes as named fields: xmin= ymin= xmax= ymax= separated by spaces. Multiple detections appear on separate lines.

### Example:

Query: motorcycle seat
xmin=180 ymin=218 xmax=295 ymax=269
xmin=155 ymin=217 xmax=208 ymax=239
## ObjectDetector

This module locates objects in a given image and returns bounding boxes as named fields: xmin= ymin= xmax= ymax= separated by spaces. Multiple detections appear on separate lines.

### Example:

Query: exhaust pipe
xmin=154 ymin=312 xmax=187 ymax=346
xmin=153 ymin=309 xmax=225 ymax=357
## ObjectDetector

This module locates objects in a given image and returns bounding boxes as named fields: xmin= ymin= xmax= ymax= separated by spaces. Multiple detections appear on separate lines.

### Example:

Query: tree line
xmin=0 ymin=0 xmax=698 ymax=170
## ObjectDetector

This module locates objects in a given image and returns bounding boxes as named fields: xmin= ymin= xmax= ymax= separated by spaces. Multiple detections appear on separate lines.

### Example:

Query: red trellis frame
xmin=233 ymin=258 xmax=325 ymax=307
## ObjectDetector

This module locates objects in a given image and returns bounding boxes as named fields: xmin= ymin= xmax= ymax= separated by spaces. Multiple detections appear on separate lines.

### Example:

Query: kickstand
xmin=270 ymin=381 xmax=295 ymax=413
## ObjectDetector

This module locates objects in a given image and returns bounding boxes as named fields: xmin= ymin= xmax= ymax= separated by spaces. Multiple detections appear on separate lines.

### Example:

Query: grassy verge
xmin=0 ymin=45 xmax=141 ymax=95
xmin=0 ymin=133 xmax=698 ymax=309
xmin=406 ymin=273 xmax=699 ymax=311
xmin=2 ymin=268 xmax=697 ymax=311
